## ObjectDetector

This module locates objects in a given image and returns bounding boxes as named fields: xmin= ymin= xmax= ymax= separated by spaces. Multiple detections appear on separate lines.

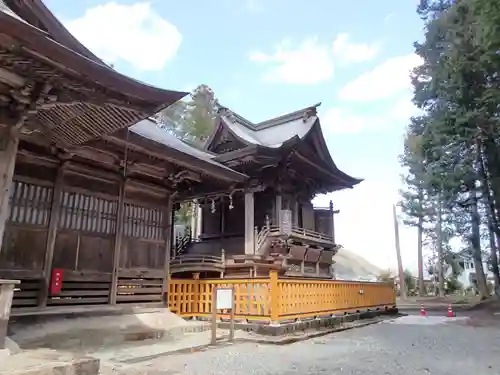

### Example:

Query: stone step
xmin=0 ymin=349 xmax=99 ymax=375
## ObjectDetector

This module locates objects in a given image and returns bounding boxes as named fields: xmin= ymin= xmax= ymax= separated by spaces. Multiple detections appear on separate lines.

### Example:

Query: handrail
xmin=256 ymin=224 xmax=334 ymax=250
xmin=254 ymin=216 xmax=281 ymax=255
xmin=171 ymin=255 xmax=222 ymax=264
xmin=254 ymin=226 xmax=270 ymax=254
xmin=313 ymin=206 xmax=331 ymax=211
xmin=170 ymin=254 xmax=225 ymax=273
xmin=269 ymin=225 xmax=280 ymax=233
xmin=291 ymin=226 xmax=333 ymax=242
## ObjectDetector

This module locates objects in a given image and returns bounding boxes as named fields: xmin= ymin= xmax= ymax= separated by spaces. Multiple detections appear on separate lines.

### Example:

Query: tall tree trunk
xmin=436 ymin=199 xmax=445 ymax=297
xmin=479 ymin=141 xmax=500 ymax=293
xmin=417 ymin=215 xmax=425 ymax=296
xmin=483 ymin=137 xmax=500 ymax=232
xmin=470 ymin=189 xmax=489 ymax=299
xmin=393 ymin=205 xmax=406 ymax=299
xmin=487 ymin=222 xmax=500 ymax=292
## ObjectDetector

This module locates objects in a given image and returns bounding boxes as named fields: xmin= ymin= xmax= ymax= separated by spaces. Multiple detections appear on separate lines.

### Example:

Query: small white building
xmin=447 ymin=251 xmax=493 ymax=291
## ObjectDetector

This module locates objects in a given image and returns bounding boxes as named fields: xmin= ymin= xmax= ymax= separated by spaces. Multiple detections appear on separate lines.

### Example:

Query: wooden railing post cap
xmin=0 ymin=279 xmax=20 ymax=285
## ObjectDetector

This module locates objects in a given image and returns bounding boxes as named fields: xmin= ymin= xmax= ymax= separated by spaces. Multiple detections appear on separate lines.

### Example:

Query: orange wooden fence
xmin=168 ymin=270 xmax=396 ymax=322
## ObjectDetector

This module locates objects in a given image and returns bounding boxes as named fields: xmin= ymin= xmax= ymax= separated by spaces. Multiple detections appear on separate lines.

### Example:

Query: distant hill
xmin=334 ymin=248 xmax=383 ymax=281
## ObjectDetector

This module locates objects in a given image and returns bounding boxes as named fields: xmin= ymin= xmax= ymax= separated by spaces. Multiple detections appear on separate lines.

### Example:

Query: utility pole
xmin=436 ymin=198 xmax=445 ymax=297
xmin=393 ymin=204 xmax=406 ymax=299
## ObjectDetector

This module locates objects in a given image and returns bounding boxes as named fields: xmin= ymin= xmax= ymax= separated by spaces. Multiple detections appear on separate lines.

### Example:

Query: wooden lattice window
xmin=59 ymin=191 xmax=117 ymax=235
xmin=8 ymin=181 xmax=52 ymax=226
xmin=124 ymin=203 xmax=164 ymax=241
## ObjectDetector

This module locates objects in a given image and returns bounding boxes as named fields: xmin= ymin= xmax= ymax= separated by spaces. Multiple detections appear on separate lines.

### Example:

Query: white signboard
xmin=215 ymin=287 xmax=233 ymax=310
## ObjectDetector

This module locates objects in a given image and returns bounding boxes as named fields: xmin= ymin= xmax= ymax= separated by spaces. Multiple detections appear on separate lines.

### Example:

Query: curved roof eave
xmin=218 ymin=115 xmax=317 ymax=151
xmin=0 ymin=7 xmax=188 ymax=107
xmin=301 ymin=121 xmax=363 ymax=188
xmin=326 ymin=165 xmax=363 ymax=190
xmin=19 ymin=0 xmax=105 ymax=64
xmin=218 ymin=116 xmax=255 ymax=147
xmin=212 ymin=106 xmax=363 ymax=189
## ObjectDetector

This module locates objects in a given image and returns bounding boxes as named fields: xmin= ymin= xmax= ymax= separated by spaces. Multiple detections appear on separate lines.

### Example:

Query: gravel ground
xmin=101 ymin=315 xmax=500 ymax=375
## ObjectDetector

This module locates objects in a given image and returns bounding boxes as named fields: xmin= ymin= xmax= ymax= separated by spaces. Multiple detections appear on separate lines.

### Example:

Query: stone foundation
xmin=212 ymin=307 xmax=399 ymax=336
xmin=0 ymin=349 xmax=99 ymax=375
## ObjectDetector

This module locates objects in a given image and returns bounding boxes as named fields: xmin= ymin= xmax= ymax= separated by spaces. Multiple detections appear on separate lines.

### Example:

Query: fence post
xmin=269 ymin=270 xmax=279 ymax=323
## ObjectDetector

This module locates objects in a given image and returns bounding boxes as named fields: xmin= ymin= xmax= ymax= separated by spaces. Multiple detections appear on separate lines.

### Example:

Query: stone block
xmin=0 ymin=280 xmax=19 ymax=349
xmin=0 ymin=349 xmax=99 ymax=375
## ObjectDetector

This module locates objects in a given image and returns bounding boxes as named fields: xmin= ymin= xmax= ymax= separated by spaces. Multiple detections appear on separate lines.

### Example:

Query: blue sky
xmin=46 ymin=0 xmax=425 ymax=274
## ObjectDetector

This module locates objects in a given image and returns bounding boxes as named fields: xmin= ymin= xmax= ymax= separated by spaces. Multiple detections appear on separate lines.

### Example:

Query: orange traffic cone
xmin=447 ymin=304 xmax=455 ymax=318
xmin=420 ymin=303 xmax=427 ymax=317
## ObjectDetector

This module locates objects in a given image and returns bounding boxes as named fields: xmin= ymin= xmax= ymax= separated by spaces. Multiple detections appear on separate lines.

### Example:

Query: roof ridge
xmin=217 ymin=105 xmax=256 ymax=129
xmin=256 ymin=103 xmax=321 ymax=130
xmin=217 ymin=102 xmax=321 ymax=132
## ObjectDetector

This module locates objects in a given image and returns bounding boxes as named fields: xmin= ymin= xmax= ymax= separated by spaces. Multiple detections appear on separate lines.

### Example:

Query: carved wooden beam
xmin=16 ymin=149 xmax=59 ymax=168
xmin=62 ymin=161 xmax=121 ymax=184
xmin=125 ymin=178 xmax=173 ymax=198
xmin=0 ymin=66 xmax=25 ymax=88
xmin=127 ymin=162 xmax=166 ymax=180
xmin=69 ymin=145 xmax=121 ymax=166
xmin=168 ymin=169 xmax=202 ymax=185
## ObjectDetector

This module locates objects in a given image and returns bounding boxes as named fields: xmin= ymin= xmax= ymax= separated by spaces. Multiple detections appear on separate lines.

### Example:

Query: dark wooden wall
xmin=0 ymin=157 xmax=172 ymax=312
xmin=224 ymin=195 xmax=244 ymax=235
xmin=201 ymin=194 xmax=245 ymax=237
xmin=314 ymin=210 xmax=333 ymax=237
xmin=201 ymin=203 xmax=221 ymax=236
xmin=254 ymin=190 xmax=274 ymax=228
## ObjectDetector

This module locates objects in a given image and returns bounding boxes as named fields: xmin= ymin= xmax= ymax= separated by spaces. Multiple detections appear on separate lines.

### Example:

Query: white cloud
xmin=65 ymin=2 xmax=182 ymax=71
xmin=314 ymin=83 xmax=426 ymax=274
xmin=338 ymin=54 xmax=423 ymax=102
xmin=332 ymin=33 xmax=379 ymax=64
xmin=249 ymin=38 xmax=334 ymax=84
xmin=310 ymin=55 xmax=425 ymax=274
xmin=321 ymin=96 xmax=422 ymax=135
xmin=250 ymin=34 xmax=379 ymax=85
xmin=321 ymin=108 xmax=373 ymax=134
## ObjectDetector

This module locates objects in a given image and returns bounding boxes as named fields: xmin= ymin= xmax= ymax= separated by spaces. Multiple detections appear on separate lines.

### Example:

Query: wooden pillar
xmin=220 ymin=199 xmax=225 ymax=238
xmin=275 ymin=195 xmax=282 ymax=229
xmin=269 ymin=270 xmax=279 ymax=323
xmin=244 ymin=191 xmax=255 ymax=255
xmin=162 ymin=196 xmax=174 ymax=298
xmin=0 ymin=123 xmax=22 ymax=350
xmin=329 ymin=200 xmax=339 ymax=243
xmin=190 ymin=201 xmax=197 ymax=240
xmin=110 ymin=178 xmax=126 ymax=304
xmin=220 ymin=249 xmax=225 ymax=279
xmin=39 ymin=167 xmax=64 ymax=307
xmin=0 ymin=128 xmax=19 ymax=253
xmin=293 ymin=198 xmax=299 ymax=226
xmin=196 ymin=203 xmax=202 ymax=239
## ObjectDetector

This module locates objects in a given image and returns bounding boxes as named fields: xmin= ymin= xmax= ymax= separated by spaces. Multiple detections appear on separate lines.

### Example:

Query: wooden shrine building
xmin=0 ymin=0 xmax=246 ymax=315
xmin=171 ymin=104 xmax=362 ymax=279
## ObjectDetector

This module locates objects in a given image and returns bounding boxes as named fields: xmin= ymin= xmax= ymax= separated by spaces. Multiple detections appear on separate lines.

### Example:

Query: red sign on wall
xmin=50 ymin=268 xmax=64 ymax=295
